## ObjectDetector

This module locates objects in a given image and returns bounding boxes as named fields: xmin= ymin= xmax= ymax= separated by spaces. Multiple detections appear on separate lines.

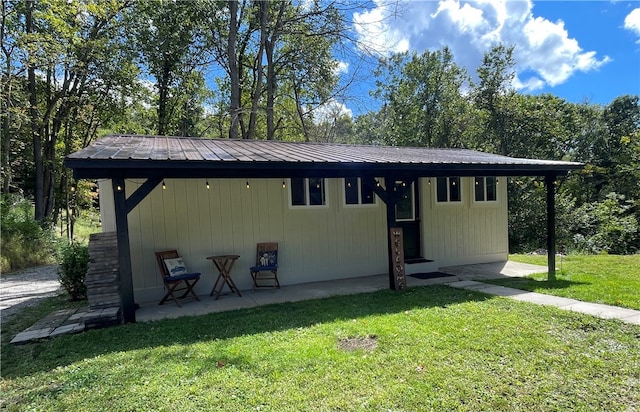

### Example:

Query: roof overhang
xmin=65 ymin=135 xmax=583 ymax=180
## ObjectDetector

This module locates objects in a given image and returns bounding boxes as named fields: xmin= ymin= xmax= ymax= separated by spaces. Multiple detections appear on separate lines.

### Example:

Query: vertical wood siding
xmin=99 ymin=176 xmax=508 ymax=303
xmin=420 ymin=177 xmax=509 ymax=266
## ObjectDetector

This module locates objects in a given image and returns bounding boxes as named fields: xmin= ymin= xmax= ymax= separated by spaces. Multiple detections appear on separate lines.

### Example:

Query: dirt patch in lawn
xmin=337 ymin=335 xmax=378 ymax=351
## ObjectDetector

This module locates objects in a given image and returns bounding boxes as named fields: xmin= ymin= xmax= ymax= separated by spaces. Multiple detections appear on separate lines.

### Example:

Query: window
xmin=290 ymin=178 xmax=326 ymax=207
xmin=395 ymin=182 xmax=415 ymax=220
xmin=474 ymin=177 xmax=497 ymax=202
xmin=344 ymin=177 xmax=376 ymax=206
xmin=436 ymin=177 xmax=462 ymax=203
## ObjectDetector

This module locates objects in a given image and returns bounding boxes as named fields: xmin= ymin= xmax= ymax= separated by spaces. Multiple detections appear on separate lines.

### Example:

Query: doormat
xmin=408 ymin=272 xmax=455 ymax=280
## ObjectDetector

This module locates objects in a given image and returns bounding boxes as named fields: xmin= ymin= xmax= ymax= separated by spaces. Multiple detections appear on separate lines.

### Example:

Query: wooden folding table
xmin=207 ymin=254 xmax=242 ymax=300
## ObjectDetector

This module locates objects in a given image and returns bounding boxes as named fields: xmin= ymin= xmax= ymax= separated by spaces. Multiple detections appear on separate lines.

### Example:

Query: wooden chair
xmin=155 ymin=250 xmax=201 ymax=306
xmin=250 ymin=242 xmax=280 ymax=288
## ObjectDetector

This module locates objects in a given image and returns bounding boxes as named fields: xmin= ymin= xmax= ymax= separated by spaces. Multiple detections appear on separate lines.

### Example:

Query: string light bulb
xmin=282 ymin=180 xmax=286 ymax=189
xmin=206 ymin=180 xmax=210 ymax=189
xmin=116 ymin=185 xmax=122 ymax=192
xmin=246 ymin=180 xmax=250 ymax=189
xmin=162 ymin=180 xmax=166 ymax=190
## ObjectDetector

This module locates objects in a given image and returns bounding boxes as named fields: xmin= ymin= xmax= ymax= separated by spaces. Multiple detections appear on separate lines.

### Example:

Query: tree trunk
xmin=2 ymin=56 xmax=11 ymax=193
xmin=265 ymin=36 xmax=275 ymax=140
xmin=292 ymin=78 xmax=310 ymax=142
xmin=265 ymin=1 xmax=286 ymax=140
xmin=26 ymin=0 xmax=45 ymax=222
xmin=157 ymin=60 xmax=171 ymax=135
xmin=247 ymin=0 xmax=268 ymax=140
xmin=228 ymin=0 xmax=240 ymax=140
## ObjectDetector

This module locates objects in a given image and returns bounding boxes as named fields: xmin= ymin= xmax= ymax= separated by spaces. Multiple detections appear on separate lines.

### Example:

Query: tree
xmin=1 ymin=0 xmax=29 ymax=194
xmin=205 ymin=0 xmax=345 ymax=141
xmin=473 ymin=44 xmax=516 ymax=155
xmin=10 ymin=0 xmax=136 ymax=224
xmin=130 ymin=0 xmax=209 ymax=136
xmin=373 ymin=47 xmax=470 ymax=148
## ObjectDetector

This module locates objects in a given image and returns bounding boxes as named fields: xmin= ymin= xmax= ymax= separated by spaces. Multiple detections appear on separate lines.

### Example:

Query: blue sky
xmin=333 ymin=0 xmax=640 ymax=117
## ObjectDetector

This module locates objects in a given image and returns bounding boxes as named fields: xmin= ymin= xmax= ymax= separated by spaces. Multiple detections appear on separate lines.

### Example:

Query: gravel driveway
xmin=0 ymin=265 xmax=62 ymax=324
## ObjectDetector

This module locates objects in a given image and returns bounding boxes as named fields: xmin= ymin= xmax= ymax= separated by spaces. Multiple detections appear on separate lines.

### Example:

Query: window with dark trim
xmin=436 ymin=177 xmax=461 ymax=203
xmin=344 ymin=177 xmax=375 ymax=206
xmin=290 ymin=178 xmax=326 ymax=206
xmin=395 ymin=182 xmax=415 ymax=220
xmin=474 ymin=177 xmax=497 ymax=202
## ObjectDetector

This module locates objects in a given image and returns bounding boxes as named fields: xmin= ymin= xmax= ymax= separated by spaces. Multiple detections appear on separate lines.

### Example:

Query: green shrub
xmin=58 ymin=242 xmax=89 ymax=300
xmin=0 ymin=195 xmax=57 ymax=273
xmin=571 ymin=193 xmax=639 ymax=254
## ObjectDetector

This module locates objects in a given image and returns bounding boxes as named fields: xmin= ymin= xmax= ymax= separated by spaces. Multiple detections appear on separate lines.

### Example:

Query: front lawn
xmin=493 ymin=254 xmax=640 ymax=310
xmin=2 ymin=285 xmax=638 ymax=411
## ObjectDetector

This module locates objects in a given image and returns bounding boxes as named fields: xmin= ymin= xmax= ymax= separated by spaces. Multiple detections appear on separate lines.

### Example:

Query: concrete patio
xmin=135 ymin=260 xmax=548 ymax=322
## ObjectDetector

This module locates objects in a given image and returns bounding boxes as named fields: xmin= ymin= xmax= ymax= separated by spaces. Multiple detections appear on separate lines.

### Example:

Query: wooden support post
xmin=367 ymin=175 xmax=416 ymax=290
xmin=545 ymin=174 xmax=557 ymax=281
xmin=113 ymin=178 xmax=135 ymax=323
xmin=112 ymin=177 xmax=163 ymax=323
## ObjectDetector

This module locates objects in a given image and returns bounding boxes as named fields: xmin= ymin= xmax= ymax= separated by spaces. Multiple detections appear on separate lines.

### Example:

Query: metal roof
xmin=66 ymin=134 xmax=583 ymax=179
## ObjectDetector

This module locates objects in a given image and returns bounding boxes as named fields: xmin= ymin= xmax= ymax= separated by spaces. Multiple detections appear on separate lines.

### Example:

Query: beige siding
xmin=100 ymin=178 xmax=388 ymax=302
xmin=99 ymin=176 xmax=508 ymax=303
xmin=420 ymin=177 xmax=509 ymax=266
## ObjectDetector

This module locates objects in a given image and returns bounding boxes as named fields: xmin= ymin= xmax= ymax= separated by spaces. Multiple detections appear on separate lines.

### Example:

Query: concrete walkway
xmin=447 ymin=280 xmax=640 ymax=325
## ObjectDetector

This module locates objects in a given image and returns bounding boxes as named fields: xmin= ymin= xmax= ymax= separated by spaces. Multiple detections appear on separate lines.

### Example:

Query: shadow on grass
xmin=2 ymin=285 xmax=491 ymax=378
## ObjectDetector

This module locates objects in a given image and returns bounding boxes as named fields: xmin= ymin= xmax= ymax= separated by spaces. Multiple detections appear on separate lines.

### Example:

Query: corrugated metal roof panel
xmin=68 ymin=135 xmax=565 ymax=165
xmin=66 ymin=134 xmax=583 ymax=179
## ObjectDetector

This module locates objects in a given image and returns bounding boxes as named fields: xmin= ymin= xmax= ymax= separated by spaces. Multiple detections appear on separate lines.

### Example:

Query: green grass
xmin=2 ymin=286 xmax=639 ymax=411
xmin=489 ymin=254 xmax=640 ymax=310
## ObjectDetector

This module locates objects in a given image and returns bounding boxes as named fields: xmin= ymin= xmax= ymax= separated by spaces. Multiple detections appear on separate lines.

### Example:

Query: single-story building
xmin=65 ymin=134 xmax=582 ymax=323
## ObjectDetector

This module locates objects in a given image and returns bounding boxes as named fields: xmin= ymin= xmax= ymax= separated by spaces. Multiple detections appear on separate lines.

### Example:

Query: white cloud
xmin=313 ymin=99 xmax=353 ymax=124
xmin=352 ymin=0 xmax=610 ymax=92
xmin=353 ymin=0 xmax=411 ymax=55
xmin=334 ymin=61 xmax=350 ymax=76
xmin=624 ymin=8 xmax=640 ymax=42
xmin=513 ymin=74 xmax=545 ymax=91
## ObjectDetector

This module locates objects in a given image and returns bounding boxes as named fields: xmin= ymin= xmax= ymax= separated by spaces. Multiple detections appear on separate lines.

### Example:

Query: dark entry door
xmin=395 ymin=182 xmax=421 ymax=259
